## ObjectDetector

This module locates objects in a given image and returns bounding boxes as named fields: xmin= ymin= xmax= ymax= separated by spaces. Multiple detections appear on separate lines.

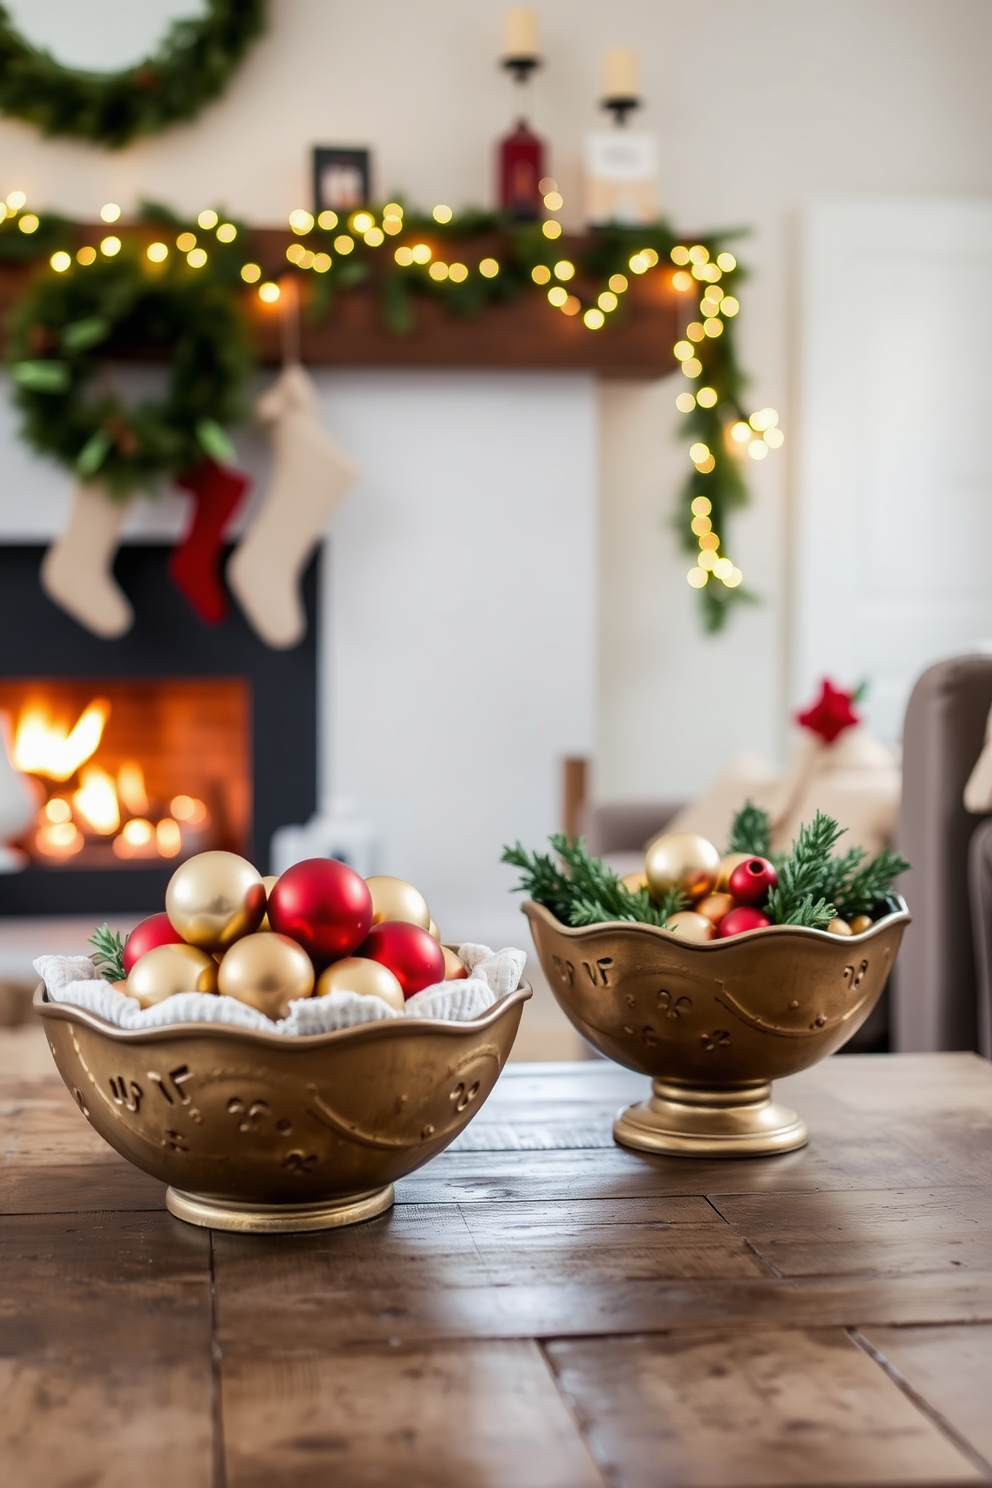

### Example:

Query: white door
xmin=796 ymin=198 xmax=992 ymax=740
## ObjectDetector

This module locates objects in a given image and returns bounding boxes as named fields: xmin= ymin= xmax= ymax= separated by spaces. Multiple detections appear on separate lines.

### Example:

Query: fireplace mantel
xmin=0 ymin=226 xmax=680 ymax=379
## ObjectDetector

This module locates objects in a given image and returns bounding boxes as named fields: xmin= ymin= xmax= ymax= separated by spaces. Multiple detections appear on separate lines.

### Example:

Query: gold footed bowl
xmin=524 ymin=899 xmax=910 ymax=1158
xmin=35 ymin=981 xmax=530 ymax=1231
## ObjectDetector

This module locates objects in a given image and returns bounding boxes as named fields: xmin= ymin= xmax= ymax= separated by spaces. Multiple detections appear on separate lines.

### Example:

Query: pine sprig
xmin=502 ymin=835 xmax=685 ymax=929
xmin=89 ymin=923 xmax=127 ymax=983
xmin=727 ymin=800 xmax=772 ymax=857
xmin=833 ymin=848 xmax=910 ymax=918
xmin=765 ymin=811 xmax=844 ymax=927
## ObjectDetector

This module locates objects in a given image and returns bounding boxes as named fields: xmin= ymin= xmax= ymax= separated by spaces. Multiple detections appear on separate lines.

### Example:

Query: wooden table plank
xmin=858 ymin=1324 xmax=992 ymax=1472
xmin=544 ymin=1330 xmax=984 ymax=1487
xmin=221 ymin=1340 xmax=605 ymax=1488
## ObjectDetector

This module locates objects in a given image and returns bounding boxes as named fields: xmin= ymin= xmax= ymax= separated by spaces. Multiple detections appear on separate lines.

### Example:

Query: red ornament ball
xmin=717 ymin=906 xmax=771 ymax=938
xmin=727 ymin=856 xmax=778 ymax=906
xmin=358 ymin=921 xmax=445 ymax=998
xmin=122 ymin=912 xmax=184 ymax=974
xmin=267 ymin=858 xmax=373 ymax=968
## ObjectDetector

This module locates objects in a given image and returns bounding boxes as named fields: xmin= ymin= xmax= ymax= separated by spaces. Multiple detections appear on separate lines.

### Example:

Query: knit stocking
xmin=170 ymin=460 xmax=249 ymax=624
xmin=40 ymin=481 xmax=134 ymax=638
xmin=227 ymin=365 xmax=358 ymax=648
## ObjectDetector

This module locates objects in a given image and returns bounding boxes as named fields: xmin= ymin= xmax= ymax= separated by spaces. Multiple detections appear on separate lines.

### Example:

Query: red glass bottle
xmin=498 ymin=119 xmax=545 ymax=220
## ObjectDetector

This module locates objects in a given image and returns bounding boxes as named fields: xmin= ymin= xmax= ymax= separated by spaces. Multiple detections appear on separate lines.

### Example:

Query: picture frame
xmin=312 ymin=147 xmax=372 ymax=214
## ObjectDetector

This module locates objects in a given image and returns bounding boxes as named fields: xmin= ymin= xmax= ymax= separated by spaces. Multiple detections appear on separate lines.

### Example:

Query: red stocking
xmin=170 ymin=460 xmax=250 ymax=624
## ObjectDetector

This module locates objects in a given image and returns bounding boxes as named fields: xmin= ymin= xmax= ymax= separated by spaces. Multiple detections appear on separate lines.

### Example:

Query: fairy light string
xmin=0 ymin=186 xmax=781 ymax=632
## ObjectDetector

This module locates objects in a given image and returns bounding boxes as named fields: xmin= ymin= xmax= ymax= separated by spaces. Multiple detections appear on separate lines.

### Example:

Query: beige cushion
xmin=662 ymin=752 xmax=780 ymax=853
xmin=964 ymin=701 xmax=992 ymax=811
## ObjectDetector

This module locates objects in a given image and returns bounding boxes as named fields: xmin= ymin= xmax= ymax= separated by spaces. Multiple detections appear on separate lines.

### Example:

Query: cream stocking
xmin=40 ymin=481 xmax=134 ymax=638
xmin=227 ymin=365 xmax=358 ymax=648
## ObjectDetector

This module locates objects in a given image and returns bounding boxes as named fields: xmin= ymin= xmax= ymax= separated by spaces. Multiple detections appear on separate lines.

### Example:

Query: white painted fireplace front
xmin=0 ymin=369 xmax=596 ymax=949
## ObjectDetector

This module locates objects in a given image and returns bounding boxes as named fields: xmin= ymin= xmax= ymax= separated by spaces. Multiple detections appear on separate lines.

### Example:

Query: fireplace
xmin=0 ymin=545 xmax=318 ymax=916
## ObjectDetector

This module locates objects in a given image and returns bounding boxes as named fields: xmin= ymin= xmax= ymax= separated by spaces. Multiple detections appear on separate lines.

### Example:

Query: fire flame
xmin=13 ymin=699 xmax=109 ymax=781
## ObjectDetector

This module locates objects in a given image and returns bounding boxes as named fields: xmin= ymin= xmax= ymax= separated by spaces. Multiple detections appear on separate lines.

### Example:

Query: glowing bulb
xmin=609 ymin=273 xmax=628 ymax=293
xmin=50 ymin=251 xmax=71 ymax=273
xmin=694 ymin=262 xmax=721 ymax=283
xmin=750 ymin=407 xmax=779 ymax=431
xmin=547 ymin=286 xmax=568 ymax=307
xmin=216 ymin=222 xmax=237 ymax=242
xmin=674 ymin=341 xmax=694 ymax=361
xmin=671 ymin=245 xmax=690 ymax=265
xmin=629 ymin=253 xmax=649 ymax=274
xmin=672 ymin=270 xmax=693 ymax=292
xmin=197 ymin=209 xmax=218 ymax=230
xmin=76 ymin=246 xmax=96 ymax=265
xmin=699 ymin=532 xmax=720 ymax=551
xmin=699 ymin=549 xmax=717 ymax=570
xmin=764 ymin=427 xmax=785 ymax=448
xmin=449 ymin=262 xmax=468 ymax=282
xmin=598 ymin=290 xmax=618 ymax=312
xmin=298 ymin=250 xmax=315 ymax=269
xmin=333 ymin=235 xmax=354 ymax=255
xmin=317 ymin=210 xmax=338 ymax=230
xmin=696 ymin=387 xmax=718 ymax=408
xmin=411 ymin=242 xmax=432 ymax=264
xmin=682 ymin=358 xmax=702 ymax=378
xmin=429 ymin=261 xmax=448 ymax=280
xmin=687 ymin=322 xmax=705 ymax=342
xmin=554 ymin=260 xmax=575 ymax=281
xmin=18 ymin=213 xmax=39 ymax=234
xmin=543 ymin=191 xmax=563 ymax=211
xmin=562 ymin=296 xmax=581 ymax=316
xmin=542 ymin=220 xmax=562 ymax=239
xmin=687 ymin=568 xmax=708 ymax=588
xmin=703 ymin=318 xmax=724 ymax=337
xmin=696 ymin=455 xmax=716 ymax=473
xmin=730 ymin=422 xmax=751 ymax=443
xmin=532 ymin=265 xmax=551 ymax=284
xmin=240 ymin=262 xmax=261 ymax=283
xmin=383 ymin=203 xmax=403 ymax=219
xmin=676 ymin=393 xmax=696 ymax=413
xmin=6 ymin=190 xmax=26 ymax=210
xmin=100 ymin=236 xmax=121 ymax=256
xmin=583 ymin=308 xmax=605 ymax=329
xmin=258 ymin=281 xmax=281 ymax=303
xmin=639 ymin=248 xmax=659 ymax=267
xmin=688 ymin=245 xmax=709 ymax=264
xmin=187 ymin=248 xmax=207 ymax=268
xmin=313 ymin=252 xmax=331 ymax=272
xmin=146 ymin=241 xmax=169 ymax=263
xmin=748 ymin=440 xmax=769 ymax=460
xmin=176 ymin=231 xmax=196 ymax=252
xmin=479 ymin=258 xmax=499 ymax=277
xmin=100 ymin=202 xmax=121 ymax=223
xmin=691 ymin=495 xmax=712 ymax=516
xmin=720 ymin=295 xmax=740 ymax=316
xmin=432 ymin=204 xmax=452 ymax=223
xmin=394 ymin=246 xmax=414 ymax=266
xmin=725 ymin=567 xmax=743 ymax=587
xmin=689 ymin=443 xmax=711 ymax=464
xmin=538 ymin=177 xmax=557 ymax=193
xmin=289 ymin=208 xmax=315 ymax=234
xmin=382 ymin=217 xmax=403 ymax=235
xmin=350 ymin=210 xmax=374 ymax=233
xmin=364 ymin=227 xmax=384 ymax=246
xmin=717 ymin=252 xmax=737 ymax=272
xmin=286 ymin=242 xmax=306 ymax=264
xmin=691 ymin=515 xmax=712 ymax=536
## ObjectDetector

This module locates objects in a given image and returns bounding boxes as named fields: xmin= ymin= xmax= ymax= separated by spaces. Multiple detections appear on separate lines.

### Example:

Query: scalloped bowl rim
xmin=522 ymin=897 xmax=911 ymax=946
xmin=33 ymin=979 xmax=532 ymax=1049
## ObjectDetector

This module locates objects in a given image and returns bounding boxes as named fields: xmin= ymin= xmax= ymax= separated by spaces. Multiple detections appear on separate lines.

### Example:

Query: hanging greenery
xmin=0 ymin=0 xmax=266 ymax=149
xmin=0 ymin=192 xmax=781 ymax=627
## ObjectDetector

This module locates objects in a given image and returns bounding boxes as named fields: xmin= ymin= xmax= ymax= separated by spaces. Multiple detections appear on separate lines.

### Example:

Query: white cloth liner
xmin=33 ymin=943 xmax=526 ymax=1035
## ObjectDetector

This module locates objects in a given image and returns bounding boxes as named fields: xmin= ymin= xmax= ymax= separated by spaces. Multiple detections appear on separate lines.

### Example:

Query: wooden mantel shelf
xmin=0 ymin=225 xmax=680 ymax=380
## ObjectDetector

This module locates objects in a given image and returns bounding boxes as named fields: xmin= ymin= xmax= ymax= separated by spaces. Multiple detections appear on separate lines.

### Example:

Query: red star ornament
xmin=795 ymin=679 xmax=859 ymax=744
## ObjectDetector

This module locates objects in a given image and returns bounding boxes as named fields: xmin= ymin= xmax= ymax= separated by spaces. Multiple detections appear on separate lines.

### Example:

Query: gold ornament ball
xmin=166 ymin=850 xmax=266 ymax=952
xmin=715 ymin=852 xmax=752 ymax=892
xmin=827 ymin=917 xmax=852 ymax=936
xmin=442 ymin=945 xmax=468 ymax=980
xmin=316 ymin=956 xmax=405 ymax=1011
xmin=850 ymin=914 xmax=874 ymax=935
xmin=664 ymin=910 xmax=716 ymax=943
xmin=428 ymin=918 xmax=441 ymax=941
xmin=621 ymin=870 xmax=649 ymax=893
xmin=259 ymin=873 xmax=279 ymax=930
xmin=645 ymin=832 xmax=720 ymax=902
xmin=696 ymin=892 xmax=735 ymax=927
xmin=217 ymin=932 xmax=315 ymax=1020
xmin=366 ymin=874 xmax=432 ymax=930
xmin=126 ymin=943 xmax=218 ymax=1008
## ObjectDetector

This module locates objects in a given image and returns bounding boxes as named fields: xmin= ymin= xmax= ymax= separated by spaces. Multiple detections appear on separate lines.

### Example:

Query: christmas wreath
xmin=5 ymin=210 xmax=252 ymax=496
xmin=0 ymin=0 xmax=266 ymax=149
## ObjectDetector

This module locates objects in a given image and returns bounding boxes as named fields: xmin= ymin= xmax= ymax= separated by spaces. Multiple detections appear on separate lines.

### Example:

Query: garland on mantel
xmin=0 ymin=191 xmax=782 ymax=632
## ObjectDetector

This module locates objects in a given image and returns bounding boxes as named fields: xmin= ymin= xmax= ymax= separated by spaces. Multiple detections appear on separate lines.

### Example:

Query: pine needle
xmin=726 ymin=800 xmax=772 ymax=857
xmin=502 ymin=835 xmax=685 ymax=929
xmin=89 ymin=923 xmax=126 ymax=983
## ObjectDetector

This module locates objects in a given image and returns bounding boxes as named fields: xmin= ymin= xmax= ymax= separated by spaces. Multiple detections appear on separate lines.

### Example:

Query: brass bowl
xmin=524 ymin=899 xmax=910 ymax=1157
xmin=35 ymin=980 xmax=530 ymax=1232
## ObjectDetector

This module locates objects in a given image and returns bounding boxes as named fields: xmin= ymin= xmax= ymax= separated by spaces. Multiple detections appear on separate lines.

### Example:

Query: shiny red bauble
xmin=122 ymin=912 xmax=184 ymax=974
xmin=358 ymin=921 xmax=445 ymax=998
xmin=716 ymin=905 xmax=771 ymax=938
xmin=267 ymin=858 xmax=373 ymax=968
xmin=727 ymin=856 xmax=778 ymax=906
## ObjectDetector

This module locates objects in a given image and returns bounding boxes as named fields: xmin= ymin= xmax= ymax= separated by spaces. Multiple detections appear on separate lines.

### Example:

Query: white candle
xmin=603 ymin=47 xmax=639 ymax=99
xmin=503 ymin=7 xmax=539 ymax=59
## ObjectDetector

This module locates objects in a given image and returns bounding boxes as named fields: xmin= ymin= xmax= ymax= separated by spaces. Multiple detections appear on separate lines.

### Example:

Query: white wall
xmin=2 ymin=0 xmax=992 ymax=813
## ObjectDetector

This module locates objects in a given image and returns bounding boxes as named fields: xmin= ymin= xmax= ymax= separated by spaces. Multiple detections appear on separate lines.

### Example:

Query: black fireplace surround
xmin=0 ymin=545 xmax=318 ymax=916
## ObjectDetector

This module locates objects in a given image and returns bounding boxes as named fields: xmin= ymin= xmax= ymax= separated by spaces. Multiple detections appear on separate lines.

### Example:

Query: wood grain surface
xmin=4 ymin=1052 xmax=992 ymax=1485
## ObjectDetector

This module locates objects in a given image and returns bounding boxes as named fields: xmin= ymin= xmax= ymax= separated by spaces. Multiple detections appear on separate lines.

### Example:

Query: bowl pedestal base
xmin=166 ymin=1183 xmax=395 ymax=1233
xmin=614 ymin=1079 xmax=808 ymax=1158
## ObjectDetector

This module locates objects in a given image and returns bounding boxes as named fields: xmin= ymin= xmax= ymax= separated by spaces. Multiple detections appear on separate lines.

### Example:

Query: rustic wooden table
xmin=4 ymin=1050 xmax=992 ymax=1487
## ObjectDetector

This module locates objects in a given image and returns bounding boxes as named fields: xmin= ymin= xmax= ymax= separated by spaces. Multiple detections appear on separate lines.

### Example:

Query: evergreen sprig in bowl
xmin=509 ymin=811 xmax=910 ymax=1157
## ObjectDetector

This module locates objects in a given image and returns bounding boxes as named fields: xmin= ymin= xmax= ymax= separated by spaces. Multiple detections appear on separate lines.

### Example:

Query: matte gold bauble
xmin=315 ymin=956 xmax=405 ymax=1011
xmin=715 ymin=853 xmax=752 ymax=892
xmin=217 ymin=932 xmax=315 ymax=1020
xmin=259 ymin=873 xmax=279 ymax=930
xmin=621 ymin=870 xmax=649 ymax=893
xmin=664 ymin=911 xmax=716 ymax=943
xmin=696 ymin=892 xmax=735 ymax=927
xmin=366 ymin=875 xmax=432 ymax=930
xmin=645 ymin=832 xmax=720 ymax=902
xmin=166 ymin=850 xmax=266 ymax=951
xmin=827 ymin=917 xmax=852 ymax=936
xmin=126 ymin=943 xmax=218 ymax=1008
xmin=428 ymin=918 xmax=441 ymax=941
xmin=850 ymin=914 xmax=873 ymax=935
xmin=442 ymin=946 xmax=469 ymax=980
